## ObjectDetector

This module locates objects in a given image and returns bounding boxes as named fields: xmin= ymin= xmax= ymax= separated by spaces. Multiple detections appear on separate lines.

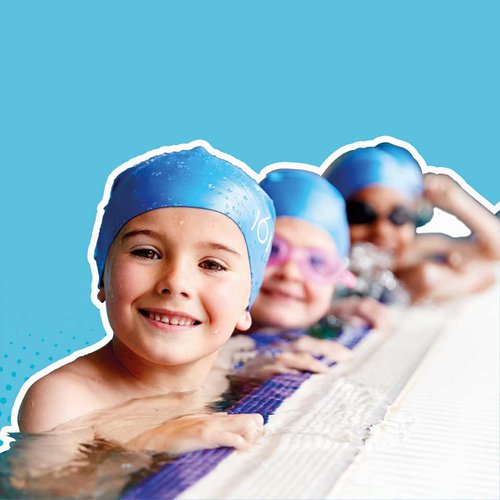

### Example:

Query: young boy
xmin=18 ymin=143 xmax=275 ymax=453
xmin=224 ymin=168 xmax=388 ymax=379
xmin=323 ymin=139 xmax=500 ymax=302
xmin=252 ymin=168 xmax=356 ymax=330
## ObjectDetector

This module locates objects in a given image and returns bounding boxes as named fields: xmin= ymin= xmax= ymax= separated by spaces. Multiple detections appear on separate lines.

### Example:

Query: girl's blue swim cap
xmin=323 ymin=143 xmax=424 ymax=201
xmin=94 ymin=146 xmax=275 ymax=307
xmin=260 ymin=168 xmax=350 ymax=258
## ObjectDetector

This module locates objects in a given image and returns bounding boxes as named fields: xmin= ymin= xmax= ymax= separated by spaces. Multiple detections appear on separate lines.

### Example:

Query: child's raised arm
xmin=418 ymin=173 xmax=500 ymax=260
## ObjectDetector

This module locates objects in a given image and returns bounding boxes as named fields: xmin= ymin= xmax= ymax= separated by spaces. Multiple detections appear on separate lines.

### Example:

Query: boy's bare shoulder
xmin=19 ymin=354 xmax=109 ymax=434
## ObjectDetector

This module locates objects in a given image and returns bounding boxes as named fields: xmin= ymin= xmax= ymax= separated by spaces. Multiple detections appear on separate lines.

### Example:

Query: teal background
xmin=1 ymin=1 xmax=498 ymax=432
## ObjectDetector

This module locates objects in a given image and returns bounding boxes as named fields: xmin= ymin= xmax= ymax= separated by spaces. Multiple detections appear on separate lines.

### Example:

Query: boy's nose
xmin=155 ymin=262 xmax=192 ymax=298
xmin=369 ymin=218 xmax=398 ymax=249
xmin=276 ymin=260 xmax=304 ymax=282
xmin=372 ymin=217 xmax=395 ymax=238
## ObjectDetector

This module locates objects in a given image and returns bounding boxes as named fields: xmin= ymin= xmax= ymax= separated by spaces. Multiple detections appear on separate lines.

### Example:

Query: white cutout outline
xmin=0 ymin=140 xmax=262 ymax=452
xmin=1 ymin=136 xmax=498 ymax=452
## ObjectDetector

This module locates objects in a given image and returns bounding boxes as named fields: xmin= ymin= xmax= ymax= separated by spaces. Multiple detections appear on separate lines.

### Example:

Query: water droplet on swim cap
xmin=94 ymin=145 xmax=275 ymax=306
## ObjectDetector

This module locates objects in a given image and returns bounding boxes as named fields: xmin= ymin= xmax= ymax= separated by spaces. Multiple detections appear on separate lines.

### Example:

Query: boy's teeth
xmin=147 ymin=312 xmax=193 ymax=326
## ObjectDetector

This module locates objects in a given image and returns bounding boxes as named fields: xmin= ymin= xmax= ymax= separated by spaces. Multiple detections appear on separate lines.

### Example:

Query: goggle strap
xmin=337 ymin=268 xmax=357 ymax=288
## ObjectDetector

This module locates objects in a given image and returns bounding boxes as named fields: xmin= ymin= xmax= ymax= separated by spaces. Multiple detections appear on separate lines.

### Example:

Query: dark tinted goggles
xmin=346 ymin=200 xmax=418 ymax=227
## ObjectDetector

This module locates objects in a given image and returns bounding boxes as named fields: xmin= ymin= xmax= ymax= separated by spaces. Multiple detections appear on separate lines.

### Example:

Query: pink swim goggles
xmin=267 ymin=236 xmax=357 ymax=287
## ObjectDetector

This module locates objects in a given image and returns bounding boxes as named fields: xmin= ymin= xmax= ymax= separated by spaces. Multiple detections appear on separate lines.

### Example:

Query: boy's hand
xmin=126 ymin=413 xmax=264 ymax=453
xmin=289 ymin=336 xmax=353 ymax=364
xmin=423 ymin=172 xmax=463 ymax=213
xmin=397 ymin=258 xmax=496 ymax=303
xmin=329 ymin=296 xmax=391 ymax=332
xmin=239 ymin=351 xmax=329 ymax=380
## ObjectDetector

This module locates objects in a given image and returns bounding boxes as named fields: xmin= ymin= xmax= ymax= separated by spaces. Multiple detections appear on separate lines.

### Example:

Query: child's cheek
xmin=400 ymin=226 xmax=416 ymax=252
xmin=108 ymin=260 xmax=147 ymax=302
xmin=349 ymin=225 xmax=370 ymax=245
xmin=210 ymin=277 xmax=250 ymax=336
xmin=310 ymin=283 xmax=335 ymax=315
xmin=262 ymin=266 xmax=275 ymax=285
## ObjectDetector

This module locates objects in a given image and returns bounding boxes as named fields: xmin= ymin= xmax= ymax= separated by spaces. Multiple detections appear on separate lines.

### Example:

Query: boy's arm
xmin=396 ymin=258 xmax=497 ymax=303
xmin=19 ymin=372 xmax=101 ymax=433
xmin=421 ymin=173 xmax=500 ymax=260
xmin=125 ymin=413 xmax=264 ymax=453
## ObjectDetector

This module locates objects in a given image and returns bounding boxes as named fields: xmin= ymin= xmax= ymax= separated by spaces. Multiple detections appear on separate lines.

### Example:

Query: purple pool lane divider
xmin=122 ymin=326 xmax=370 ymax=500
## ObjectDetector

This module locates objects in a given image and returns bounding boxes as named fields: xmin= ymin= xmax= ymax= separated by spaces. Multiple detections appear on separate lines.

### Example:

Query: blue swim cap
xmin=324 ymin=143 xmax=423 ymax=201
xmin=260 ymin=168 xmax=350 ymax=258
xmin=94 ymin=146 xmax=275 ymax=307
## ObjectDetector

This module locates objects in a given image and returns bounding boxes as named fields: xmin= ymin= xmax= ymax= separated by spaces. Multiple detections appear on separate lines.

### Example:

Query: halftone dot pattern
xmin=0 ymin=318 xmax=103 ymax=430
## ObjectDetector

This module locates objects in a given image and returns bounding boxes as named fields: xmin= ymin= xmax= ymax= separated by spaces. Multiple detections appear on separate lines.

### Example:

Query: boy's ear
xmin=236 ymin=309 xmax=252 ymax=332
xmin=97 ymin=288 xmax=106 ymax=303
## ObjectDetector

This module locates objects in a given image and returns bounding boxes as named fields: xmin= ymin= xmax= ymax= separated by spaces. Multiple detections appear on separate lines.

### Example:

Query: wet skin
xmin=18 ymin=207 xmax=255 ymax=434
xmin=100 ymin=207 xmax=253 ymax=385
xmin=250 ymin=217 xmax=337 ymax=330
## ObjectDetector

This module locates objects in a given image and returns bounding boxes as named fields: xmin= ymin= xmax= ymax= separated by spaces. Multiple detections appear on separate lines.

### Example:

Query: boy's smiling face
xmin=250 ymin=217 xmax=337 ymax=330
xmin=100 ymin=207 xmax=251 ymax=368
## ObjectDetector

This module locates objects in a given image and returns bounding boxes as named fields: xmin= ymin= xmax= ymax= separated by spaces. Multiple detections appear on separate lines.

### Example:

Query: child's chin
xmin=147 ymin=351 xmax=206 ymax=367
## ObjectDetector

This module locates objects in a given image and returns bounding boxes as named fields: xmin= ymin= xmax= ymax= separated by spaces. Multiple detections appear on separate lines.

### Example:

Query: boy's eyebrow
xmin=200 ymin=241 xmax=242 ymax=258
xmin=121 ymin=230 xmax=242 ymax=257
xmin=121 ymin=229 xmax=161 ymax=241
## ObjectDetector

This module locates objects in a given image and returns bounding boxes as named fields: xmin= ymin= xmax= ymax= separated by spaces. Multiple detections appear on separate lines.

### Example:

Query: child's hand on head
xmin=126 ymin=413 xmax=264 ymax=454
xmin=238 ymin=351 xmax=329 ymax=380
xmin=329 ymin=296 xmax=391 ymax=332
xmin=423 ymin=172 xmax=463 ymax=213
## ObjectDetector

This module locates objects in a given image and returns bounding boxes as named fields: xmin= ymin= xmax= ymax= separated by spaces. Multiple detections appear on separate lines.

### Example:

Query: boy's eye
xmin=132 ymin=248 xmax=160 ymax=260
xmin=308 ymin=254 xmax=334 ymax=274
xmin=309 ymin=255 xmax=328 ymax=271
xmin=270 ymin=239 xmax=286 ymax=258
xmin=199 ymin=260 xmax=227 ymax=272
xmin=270 ymin=242 xmax=281 ymax=256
